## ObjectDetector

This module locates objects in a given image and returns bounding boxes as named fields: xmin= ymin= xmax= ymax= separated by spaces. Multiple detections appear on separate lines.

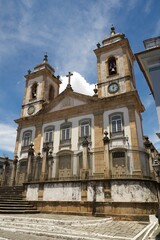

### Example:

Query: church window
xmin=60 ymin=123 xmax=72 ymax=145
xmin=112 ymin=115 xmax=122 ymax=133
xmin=110 ymin=113 xmax=124 ymax=138
xmin=62 ymin=126 xmax=70 ymax=140
xmin=108 ymin=57 xmax=117 ymax=75
xmin=79 ymin=119 xmax=91 ymax=140
xmin=81 ymin=121 xmax=90 ymax=137
xmin=44 ymin=126 xmax=54 ymax=143
xmin=22 ymin=131 xmax=32 ymax=147
xmin=31 ymin=83 xmax=38 ymax=99
xmin=49 ymin=85 xmax=54 ymax=101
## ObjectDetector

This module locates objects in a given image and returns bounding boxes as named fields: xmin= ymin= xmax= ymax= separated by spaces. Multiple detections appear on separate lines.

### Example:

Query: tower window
xmin=110 ymin=113 xmax=124 ymax=138
xmin=31 ymin=83 xmax=38 ymax=99
xmin=49 ymin=85 xmax=55 ymax=101
xmin=111 ymin=115 xmax=122 ymax=133
xmin=108 ymin=57 xmax=117 ymax=75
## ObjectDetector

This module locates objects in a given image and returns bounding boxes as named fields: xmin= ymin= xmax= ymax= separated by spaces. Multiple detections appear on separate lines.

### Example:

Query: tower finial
xmin=110 ymin=24 xmax=116 ymax=35
xmin=43 ymin=52 xmax=48 ymax=62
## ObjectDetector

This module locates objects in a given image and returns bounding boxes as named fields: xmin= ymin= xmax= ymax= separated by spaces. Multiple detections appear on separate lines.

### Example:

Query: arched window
xmin=49 ymin=85 xmax=55 ymax=101
xmin=111 ymin=115 xmax=122 ymax=133
xmin=60 ymin=122 xmax=72 ymax=146
xmin=108 ymin=57 xmax=117 ymax=75
xmin=44 ymin=126 xmax=54 ymax=143
xmin=31 ymin=83 xmax=38 ymax=99
xmin=110 ymin=113 xmax=124 ymax=138
xmin=80 ymin=120 xmax=90 ymax=138
xmin=22 ymin=131 xmax=32 ymax=147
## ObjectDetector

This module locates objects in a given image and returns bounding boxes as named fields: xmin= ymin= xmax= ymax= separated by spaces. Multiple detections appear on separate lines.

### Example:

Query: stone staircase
xmin=0 ymin=186 xmax=40 ymax=214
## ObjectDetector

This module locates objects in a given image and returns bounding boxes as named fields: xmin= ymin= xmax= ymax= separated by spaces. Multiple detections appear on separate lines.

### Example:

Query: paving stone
xmin=0 ymin=214 xmax=153 ymax=240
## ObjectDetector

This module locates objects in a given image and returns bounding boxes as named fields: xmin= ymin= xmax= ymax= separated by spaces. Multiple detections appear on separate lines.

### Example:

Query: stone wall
xmin=25 ymin=179 xmax=159 ymax=219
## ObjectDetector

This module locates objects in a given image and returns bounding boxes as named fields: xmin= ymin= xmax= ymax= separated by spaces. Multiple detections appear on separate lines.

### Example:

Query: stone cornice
xmin=15 ymin=90 xmax=144 ymax=126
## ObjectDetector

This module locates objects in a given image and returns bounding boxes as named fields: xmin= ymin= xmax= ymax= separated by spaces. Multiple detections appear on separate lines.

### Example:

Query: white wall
xmin=103 ymin=107 xmax=131 ymax=146
xmin=41 ymin=114 xmax=94 ymax=154
xmin=111 ymin=180 xmax=157 ymax=202
xmin=43 ymin=183 xmax=81 ymax=201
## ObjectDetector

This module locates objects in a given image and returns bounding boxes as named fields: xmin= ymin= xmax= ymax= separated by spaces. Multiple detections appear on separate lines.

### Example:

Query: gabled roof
xmin=38 ymin=87 xmax=98 ymax=115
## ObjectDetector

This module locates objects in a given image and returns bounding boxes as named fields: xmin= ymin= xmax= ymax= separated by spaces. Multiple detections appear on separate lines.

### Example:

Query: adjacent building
xmin=135 ymin=36 xmax=160 ymax=137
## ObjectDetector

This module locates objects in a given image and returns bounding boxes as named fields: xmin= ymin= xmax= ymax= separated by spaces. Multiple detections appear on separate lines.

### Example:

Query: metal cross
xmin=66 ymin=72 xmax=73 ymax=88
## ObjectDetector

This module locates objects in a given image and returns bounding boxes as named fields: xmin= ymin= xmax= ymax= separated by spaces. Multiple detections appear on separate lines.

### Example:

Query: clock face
xmin=108 ymin=82 xmax=119 ymax=93
xmin=28 ymin=105 xmax=35 ymax=115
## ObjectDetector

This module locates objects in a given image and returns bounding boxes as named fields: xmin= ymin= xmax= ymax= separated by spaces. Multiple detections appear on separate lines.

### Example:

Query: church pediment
xmin=41 ymin=88 xmax=97 ymax=114
xmin=49 ymin=95 xmax=88 ymax=112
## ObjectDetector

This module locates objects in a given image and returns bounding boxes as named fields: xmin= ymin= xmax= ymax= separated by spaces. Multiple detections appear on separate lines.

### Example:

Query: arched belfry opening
xmin=108 ymin=56 xmax=117 ymax=75
xmin=31 ymin=82 xmax=38 ymax=99
xmin=48 ymin=85 xmax=55 ymax=101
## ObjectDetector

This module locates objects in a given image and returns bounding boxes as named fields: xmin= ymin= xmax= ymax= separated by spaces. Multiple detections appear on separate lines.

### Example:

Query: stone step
xmin=0 ymin=206 xmax=36 ymax=210
xmin=0 ymin=215 xmax=112 ymax=239
xmin=0 ymin=203 xmax=31 ymax=206
xmin=0 ymin=215 xmax=112 ymax=225
xmin=0 ymin=195 xmax=22 ymax=200
xmin=0 ymin=198 xmax=23 ymax=201
xmin=0 ymin=215 xmax=150 ymax=240
xmin=0 ymin=192 xmax=23 ymax=195
xmin=0 ymin=209 xmax=40 ymax=214
xmin=0 ymin=186 xmax=39 ymax=214
xmin=0 ymin=200 xmax=29 ymax=204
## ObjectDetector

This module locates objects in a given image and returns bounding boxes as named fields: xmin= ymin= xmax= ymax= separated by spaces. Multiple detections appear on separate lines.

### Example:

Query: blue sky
xmin=0 ymin=0 xmax=160 ymax=158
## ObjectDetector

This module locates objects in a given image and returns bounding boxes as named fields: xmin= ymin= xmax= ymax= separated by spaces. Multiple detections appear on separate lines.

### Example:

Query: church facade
xmin=14 ymin=27 xmax=159 ymax=219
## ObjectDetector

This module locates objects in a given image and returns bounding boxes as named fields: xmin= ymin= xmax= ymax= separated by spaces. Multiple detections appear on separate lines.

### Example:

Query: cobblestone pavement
xmin=0 ymin=214 xmax=156 ymax=240
xmin=148 ymin=225 xmax=160 ymax=239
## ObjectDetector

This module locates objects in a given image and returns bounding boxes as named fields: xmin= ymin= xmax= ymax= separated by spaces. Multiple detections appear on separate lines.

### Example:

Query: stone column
xmin=34 ymin=152 xmax=42 ymax=181
xmin=10 ymin=155 xmax=18 ymax=186
xmin=41 ymin=142 xmax=49 ymax=181
xmin=26 ymin=143 xmax=34 ymax=182
xmin=103 ymin=131 xmax=110 ymax=178
xmin=1 ymin=157 xmax=9 ymax=187
xmin=48 ymin=151 xmax=53 ymax=180
xmin=81 ymin=137 xmax=89 ymax=179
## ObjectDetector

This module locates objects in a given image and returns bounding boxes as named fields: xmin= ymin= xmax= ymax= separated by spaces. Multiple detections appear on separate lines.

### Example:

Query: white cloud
xmin=144 ymin=0 xmax=153 ymax=14
xmin=143 ymin=95 xmax=154 ymax=109
xmin=153 ymin=19 xmax=160 ymax=36
xmin=60 ymin=72 xmax=95 ymax=96
xmin=0 ymin=123 xmax=16 ymax=153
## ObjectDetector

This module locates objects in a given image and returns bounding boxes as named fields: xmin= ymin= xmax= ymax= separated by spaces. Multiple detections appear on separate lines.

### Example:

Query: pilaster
xmin=26 ymin=144 xmax=34 ymax=182
xmin=103 ymin=131 xmax=110 ymax=178
xmin=128 ymin=105 xmax=141 ymax=175
xmin=41 ymin=142 xmax=49 ymax=181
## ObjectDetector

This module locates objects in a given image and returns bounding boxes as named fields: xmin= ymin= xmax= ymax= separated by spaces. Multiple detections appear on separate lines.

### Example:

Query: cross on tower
xmin=66 ymin=72 xmax=73 ymax=89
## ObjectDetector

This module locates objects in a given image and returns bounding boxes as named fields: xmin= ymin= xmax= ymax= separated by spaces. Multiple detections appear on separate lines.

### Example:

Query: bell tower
xmin=21 ymin=54 xmax=61 ymax=118
xmin=94 ymin=26 xmax=136 ymax=98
